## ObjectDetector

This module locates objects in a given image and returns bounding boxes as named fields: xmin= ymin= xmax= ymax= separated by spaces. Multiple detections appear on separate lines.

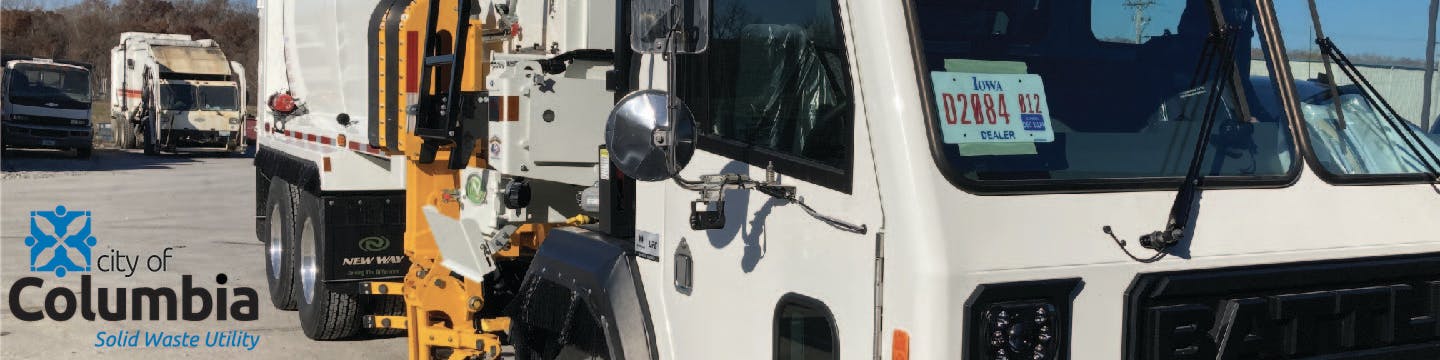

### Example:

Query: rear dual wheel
xmin=294 ymin=187 xmax=362 ymax=340
xmin=264 ymin=179 xmax=299 ymax=310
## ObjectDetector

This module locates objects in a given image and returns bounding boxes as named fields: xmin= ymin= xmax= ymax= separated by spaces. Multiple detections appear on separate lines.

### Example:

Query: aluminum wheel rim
xmin=299 ymin=217 xmax=318 ymax=304
xmin=268 ymin=205 xmax=284 ymax=280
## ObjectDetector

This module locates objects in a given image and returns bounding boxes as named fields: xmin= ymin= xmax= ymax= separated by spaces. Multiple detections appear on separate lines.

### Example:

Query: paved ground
xmin=0 ymin=148 xmax=409 ymax=359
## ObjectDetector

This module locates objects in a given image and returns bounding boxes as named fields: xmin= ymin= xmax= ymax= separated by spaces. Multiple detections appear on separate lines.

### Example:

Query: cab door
xmin=632 ymin=0 xmax=883 ymax=358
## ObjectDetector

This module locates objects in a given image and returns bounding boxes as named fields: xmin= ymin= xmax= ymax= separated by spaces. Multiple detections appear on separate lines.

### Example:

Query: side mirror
xmin=605 ymin=90 xmax=695 ymax=181
xmin=631 ymin=0 xmax=709 ymax=54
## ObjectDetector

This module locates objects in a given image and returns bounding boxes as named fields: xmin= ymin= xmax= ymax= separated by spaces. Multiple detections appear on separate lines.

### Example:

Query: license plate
xmin=41 ymin=140 xmax=56 ymax=146
xmin=931 ymin=72 xmax=1056 ymax=144
xmin=219 ymin=131 xmax=231 ymax=137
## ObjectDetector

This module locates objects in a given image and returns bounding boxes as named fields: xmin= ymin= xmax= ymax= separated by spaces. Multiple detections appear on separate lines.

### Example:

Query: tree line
xmin=1 ymin=0 xmax=258 ymax=105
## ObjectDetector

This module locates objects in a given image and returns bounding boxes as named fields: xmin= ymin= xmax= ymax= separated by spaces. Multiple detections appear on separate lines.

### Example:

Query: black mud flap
xmin=508 ymin=227 xmax=657 ymax=360
xmin=320 ymin=192 xmax=409 ymax=282
xmin=1124 ymin=252 xmax=1440 ymax=360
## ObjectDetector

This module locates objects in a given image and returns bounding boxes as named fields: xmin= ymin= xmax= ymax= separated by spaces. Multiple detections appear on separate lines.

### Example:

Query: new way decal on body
xmin=931 ymin=72 xmax=1056 ymax=144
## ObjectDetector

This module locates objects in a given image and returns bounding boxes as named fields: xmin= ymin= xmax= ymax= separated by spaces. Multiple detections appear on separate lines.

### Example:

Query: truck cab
xmin=0 ymin=57 xmax=94 ymax=158
xmin=503 ymin=0 xmax=1440 ymax=359
xmin=250 ymin=0 xmax=1440 ymax=358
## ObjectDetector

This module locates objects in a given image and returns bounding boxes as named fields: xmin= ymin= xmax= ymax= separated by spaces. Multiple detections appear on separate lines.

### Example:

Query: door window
xmin=679 ymin=0 xmax=855 ymax=192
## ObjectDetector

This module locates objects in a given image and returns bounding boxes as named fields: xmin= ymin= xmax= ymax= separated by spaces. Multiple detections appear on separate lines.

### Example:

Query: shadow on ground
xmin=1 ymin=148 xmax=249 ymax=173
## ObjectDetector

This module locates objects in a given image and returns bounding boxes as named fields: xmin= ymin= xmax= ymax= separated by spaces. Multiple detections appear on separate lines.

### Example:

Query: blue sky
xmin=1093 ymin=0 xmax=1432 ymax=59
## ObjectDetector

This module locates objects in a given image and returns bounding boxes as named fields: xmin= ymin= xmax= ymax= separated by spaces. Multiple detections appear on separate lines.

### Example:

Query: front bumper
xmin=3 ymin=123 xmax=92 ymax=149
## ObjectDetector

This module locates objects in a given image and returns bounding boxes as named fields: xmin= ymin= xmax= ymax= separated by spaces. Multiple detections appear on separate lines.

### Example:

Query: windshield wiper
xmin=1106 ymin=0 xmax=1251 ymax=263
xmin=1307 ymin=0 xmax=1440 ymax=181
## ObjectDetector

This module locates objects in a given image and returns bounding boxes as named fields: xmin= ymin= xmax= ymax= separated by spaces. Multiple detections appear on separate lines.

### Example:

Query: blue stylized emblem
xmin=25 ymin=205 xmax=96 ymax=278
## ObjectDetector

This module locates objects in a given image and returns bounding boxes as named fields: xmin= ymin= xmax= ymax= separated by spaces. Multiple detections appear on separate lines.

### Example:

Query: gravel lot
xmin=0 ymin=148 xmax=409 ymax=359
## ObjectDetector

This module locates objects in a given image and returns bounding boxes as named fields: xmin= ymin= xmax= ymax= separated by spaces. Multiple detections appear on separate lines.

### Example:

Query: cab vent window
xmin=774 ymin=294 xmax=837 ymax=360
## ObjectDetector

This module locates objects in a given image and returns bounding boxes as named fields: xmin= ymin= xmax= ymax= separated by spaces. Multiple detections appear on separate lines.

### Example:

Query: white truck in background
xmin=110 ymin=32 xmax=245 ymax=155
xmin=1 ymin=56 xmax=95 ymax=158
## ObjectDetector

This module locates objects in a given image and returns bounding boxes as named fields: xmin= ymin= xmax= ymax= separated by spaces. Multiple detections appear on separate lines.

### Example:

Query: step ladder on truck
xmin=254 ymin=0 xmax=1440 ymax=359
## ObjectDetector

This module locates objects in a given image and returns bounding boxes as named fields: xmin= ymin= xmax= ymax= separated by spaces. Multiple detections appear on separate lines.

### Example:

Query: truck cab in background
xmin=110 ymin=32 xmax=245 ymax=155
xmin=0 ymin=56 xmax=94 ymax=158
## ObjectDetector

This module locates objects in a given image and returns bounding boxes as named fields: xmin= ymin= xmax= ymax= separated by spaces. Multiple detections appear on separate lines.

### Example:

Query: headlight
xmin=985 ymin=302 xmax=1057 ymax=359
xmin=229 ymin=117 xmax=241 ymax=124
xmin=965 ymin=279 xmax=1079 ymax=360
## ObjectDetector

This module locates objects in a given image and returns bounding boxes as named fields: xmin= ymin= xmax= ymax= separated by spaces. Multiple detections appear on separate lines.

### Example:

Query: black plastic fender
xmin=509 ymin=227 xmax=657 ymax=360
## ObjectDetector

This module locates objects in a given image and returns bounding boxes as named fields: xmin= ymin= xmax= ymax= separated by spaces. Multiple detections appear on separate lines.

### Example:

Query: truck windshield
xmin=913 ymin=0 xmax=1295 ymax=191
xmin=197 ymin=86 xmax=238 ymax=111
xmin=160 ymin=84 xmax=197 ymax=110
xmin=1286 ymin=81 xmax=1440 ymax=175
xmin=5 ymin=64 xmax=90 ymax=109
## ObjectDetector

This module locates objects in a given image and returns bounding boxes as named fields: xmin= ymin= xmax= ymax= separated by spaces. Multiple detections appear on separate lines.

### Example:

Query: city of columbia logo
xmin=8 ymin=205 xmax=261 ymax=324
xmin=26 ymin=205 xmax=95 ymax=278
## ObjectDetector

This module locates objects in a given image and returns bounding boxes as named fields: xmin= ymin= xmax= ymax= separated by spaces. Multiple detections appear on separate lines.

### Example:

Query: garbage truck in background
xmin=253 ymin=0 xmax=1440 ymax=359
xmin=0 ymin=56 xmax=95 ymax=158
xmin=110 ymin=32 xmax=245 ymax=155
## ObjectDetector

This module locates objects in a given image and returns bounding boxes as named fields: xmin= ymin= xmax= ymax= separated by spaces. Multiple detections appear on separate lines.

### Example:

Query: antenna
xmin=1124 ymin=0 xmax=1157 ymax=44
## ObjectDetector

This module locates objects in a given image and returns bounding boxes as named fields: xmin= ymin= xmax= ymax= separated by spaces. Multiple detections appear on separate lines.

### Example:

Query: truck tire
xmin=295 ymin=187 xmax=362 ymax=340
xmin=110 ymin=116 xmax=126 ymax=148
xmin=264 ymin=178 xmax=299 ymax=310
xmin=142 ymin=117 xmax=158 ymax=155
xmin=122 ymin=120 xmax=137 ymax=149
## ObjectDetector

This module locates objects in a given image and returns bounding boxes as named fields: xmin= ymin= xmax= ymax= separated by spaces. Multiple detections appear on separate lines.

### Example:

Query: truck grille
xmin=12 ymin=115 xmax=85 ymax=127
xmin=1124 ymin=253 xmax=1440 ymax=359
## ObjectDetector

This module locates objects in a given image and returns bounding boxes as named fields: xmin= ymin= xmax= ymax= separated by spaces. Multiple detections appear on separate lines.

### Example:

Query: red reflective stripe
xmin=505 ymin=96 xmax=520 ymax=121
xmin=349 ymin=141 xmax=361 ymax=151
xmin=406 ymin=31 xmax=420 ymax=93
xmin=320 ymin=136 xmax=333 ymax=145
xmin=119 ymin=89 xmax=143 ymax=98
xmin=306 ymin=134 xmax=316 ymax=142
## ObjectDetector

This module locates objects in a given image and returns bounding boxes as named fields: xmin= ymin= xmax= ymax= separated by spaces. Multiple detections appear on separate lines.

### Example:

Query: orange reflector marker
xmin=893 ymin=329 xmax=909 ymax=360
xmin=337 ymin=134 xmax=347 ymax=147
xmin=322 ymin=157 xmax=332 ymax=172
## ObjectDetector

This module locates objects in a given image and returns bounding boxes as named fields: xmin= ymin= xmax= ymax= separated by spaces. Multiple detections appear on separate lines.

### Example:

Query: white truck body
xmin=257 ymin=0 xmax=1440 ymax=359
xmin=110 ymin=32 xmax=244 ymax=151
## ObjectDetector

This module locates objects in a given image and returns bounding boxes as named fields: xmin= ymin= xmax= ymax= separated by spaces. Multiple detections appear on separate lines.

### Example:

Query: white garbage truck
xmin=110 ymin=32 xmax=245 ymax=154
xmin=1 ymin=56 xmax=95 ymax=158
xmin=253 ymin=0 xmax=1440 ymax=359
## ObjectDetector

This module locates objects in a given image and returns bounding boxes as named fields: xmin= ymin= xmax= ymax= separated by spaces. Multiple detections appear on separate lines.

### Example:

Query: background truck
xmin=0 ymin=56 xmax=95 ymax=158
xmin=256 ymin=0 xmax=1440 ymax=359
xmin=110 ymin=32 xmax=245 ymax=155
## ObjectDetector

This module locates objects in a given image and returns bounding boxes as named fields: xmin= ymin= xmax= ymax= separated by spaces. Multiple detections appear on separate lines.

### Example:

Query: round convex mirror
xmin=605 ymin=90 xmax=696 ymax=181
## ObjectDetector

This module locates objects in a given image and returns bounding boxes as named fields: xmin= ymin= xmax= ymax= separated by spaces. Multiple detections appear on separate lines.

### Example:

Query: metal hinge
xmin=873 ymin=231 xmax=886 ymax=360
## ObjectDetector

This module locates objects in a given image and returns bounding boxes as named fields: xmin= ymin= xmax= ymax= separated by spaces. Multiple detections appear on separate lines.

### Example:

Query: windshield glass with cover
xmin=913 ymin=0 xmax=1295 ymax=192
xmin=5 ymin=63 xmax=91 ymax=109
xmin=197 ymin=85 xmax=238 ymax=111
xmin=1257 ymin=1 xmax=1440 ymax=179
